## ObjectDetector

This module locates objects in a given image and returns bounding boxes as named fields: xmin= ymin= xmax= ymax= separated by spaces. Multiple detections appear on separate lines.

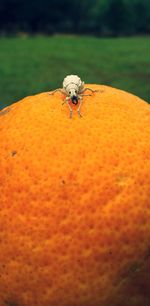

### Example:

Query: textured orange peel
xmin=0 ymin=85 xmax=150 ymax=306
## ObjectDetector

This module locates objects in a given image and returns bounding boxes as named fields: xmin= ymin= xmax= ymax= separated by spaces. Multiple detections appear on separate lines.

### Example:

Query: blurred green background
xmin=0 ymin=0 xmax=150 ymax=110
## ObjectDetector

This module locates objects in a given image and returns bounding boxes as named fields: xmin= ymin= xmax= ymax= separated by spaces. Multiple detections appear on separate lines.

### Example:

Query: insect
xmin=48 ymin=75 xmax=102 ymax=118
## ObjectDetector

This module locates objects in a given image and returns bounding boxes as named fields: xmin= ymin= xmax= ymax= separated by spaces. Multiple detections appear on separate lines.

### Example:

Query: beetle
xmin=48 ymin=75 xmax=102 ymax=118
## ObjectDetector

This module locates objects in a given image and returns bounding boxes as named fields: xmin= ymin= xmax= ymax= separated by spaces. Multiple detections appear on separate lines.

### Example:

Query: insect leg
xmin=81 ymin=88 xmax=103 ymax=94
xmin=48 ymin=88 xmax=65 ymax=95
xmin=80 ymin=94 xmax=92 ymax=96
xmin=77 ymin=96 xmax=83 ymax=117
xmin=77 ymin=93 xmax=93 ymax=117
xmin=65 ymin=97 xmax=73 ymax=118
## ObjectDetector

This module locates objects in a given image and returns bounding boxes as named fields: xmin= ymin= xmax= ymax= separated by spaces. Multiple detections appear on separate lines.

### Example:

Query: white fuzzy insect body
xmin=63 ymin=75 xmax=84 ymax=99
xmin=48 ymin=74 xmax=101 ymax=118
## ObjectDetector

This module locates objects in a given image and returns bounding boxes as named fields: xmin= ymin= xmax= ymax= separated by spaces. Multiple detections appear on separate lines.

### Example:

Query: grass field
xmin=0 ymin=35 xmax=150 ymax=110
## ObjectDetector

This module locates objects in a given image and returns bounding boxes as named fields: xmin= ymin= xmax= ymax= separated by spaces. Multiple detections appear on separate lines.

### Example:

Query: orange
xmin=0 ymin=84 xmax=150 ymax=306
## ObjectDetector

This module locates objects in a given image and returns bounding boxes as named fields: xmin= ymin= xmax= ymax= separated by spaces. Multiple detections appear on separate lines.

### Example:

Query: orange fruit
xmin=0 ymin=85 xmax=150 ymax=306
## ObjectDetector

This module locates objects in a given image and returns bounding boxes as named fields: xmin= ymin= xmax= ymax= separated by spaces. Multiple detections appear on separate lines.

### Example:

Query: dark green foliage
xmin=104 ymin=0 xmax=133 ymax=35
xmin=0 ymin=0 xmax=150 ymax=36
